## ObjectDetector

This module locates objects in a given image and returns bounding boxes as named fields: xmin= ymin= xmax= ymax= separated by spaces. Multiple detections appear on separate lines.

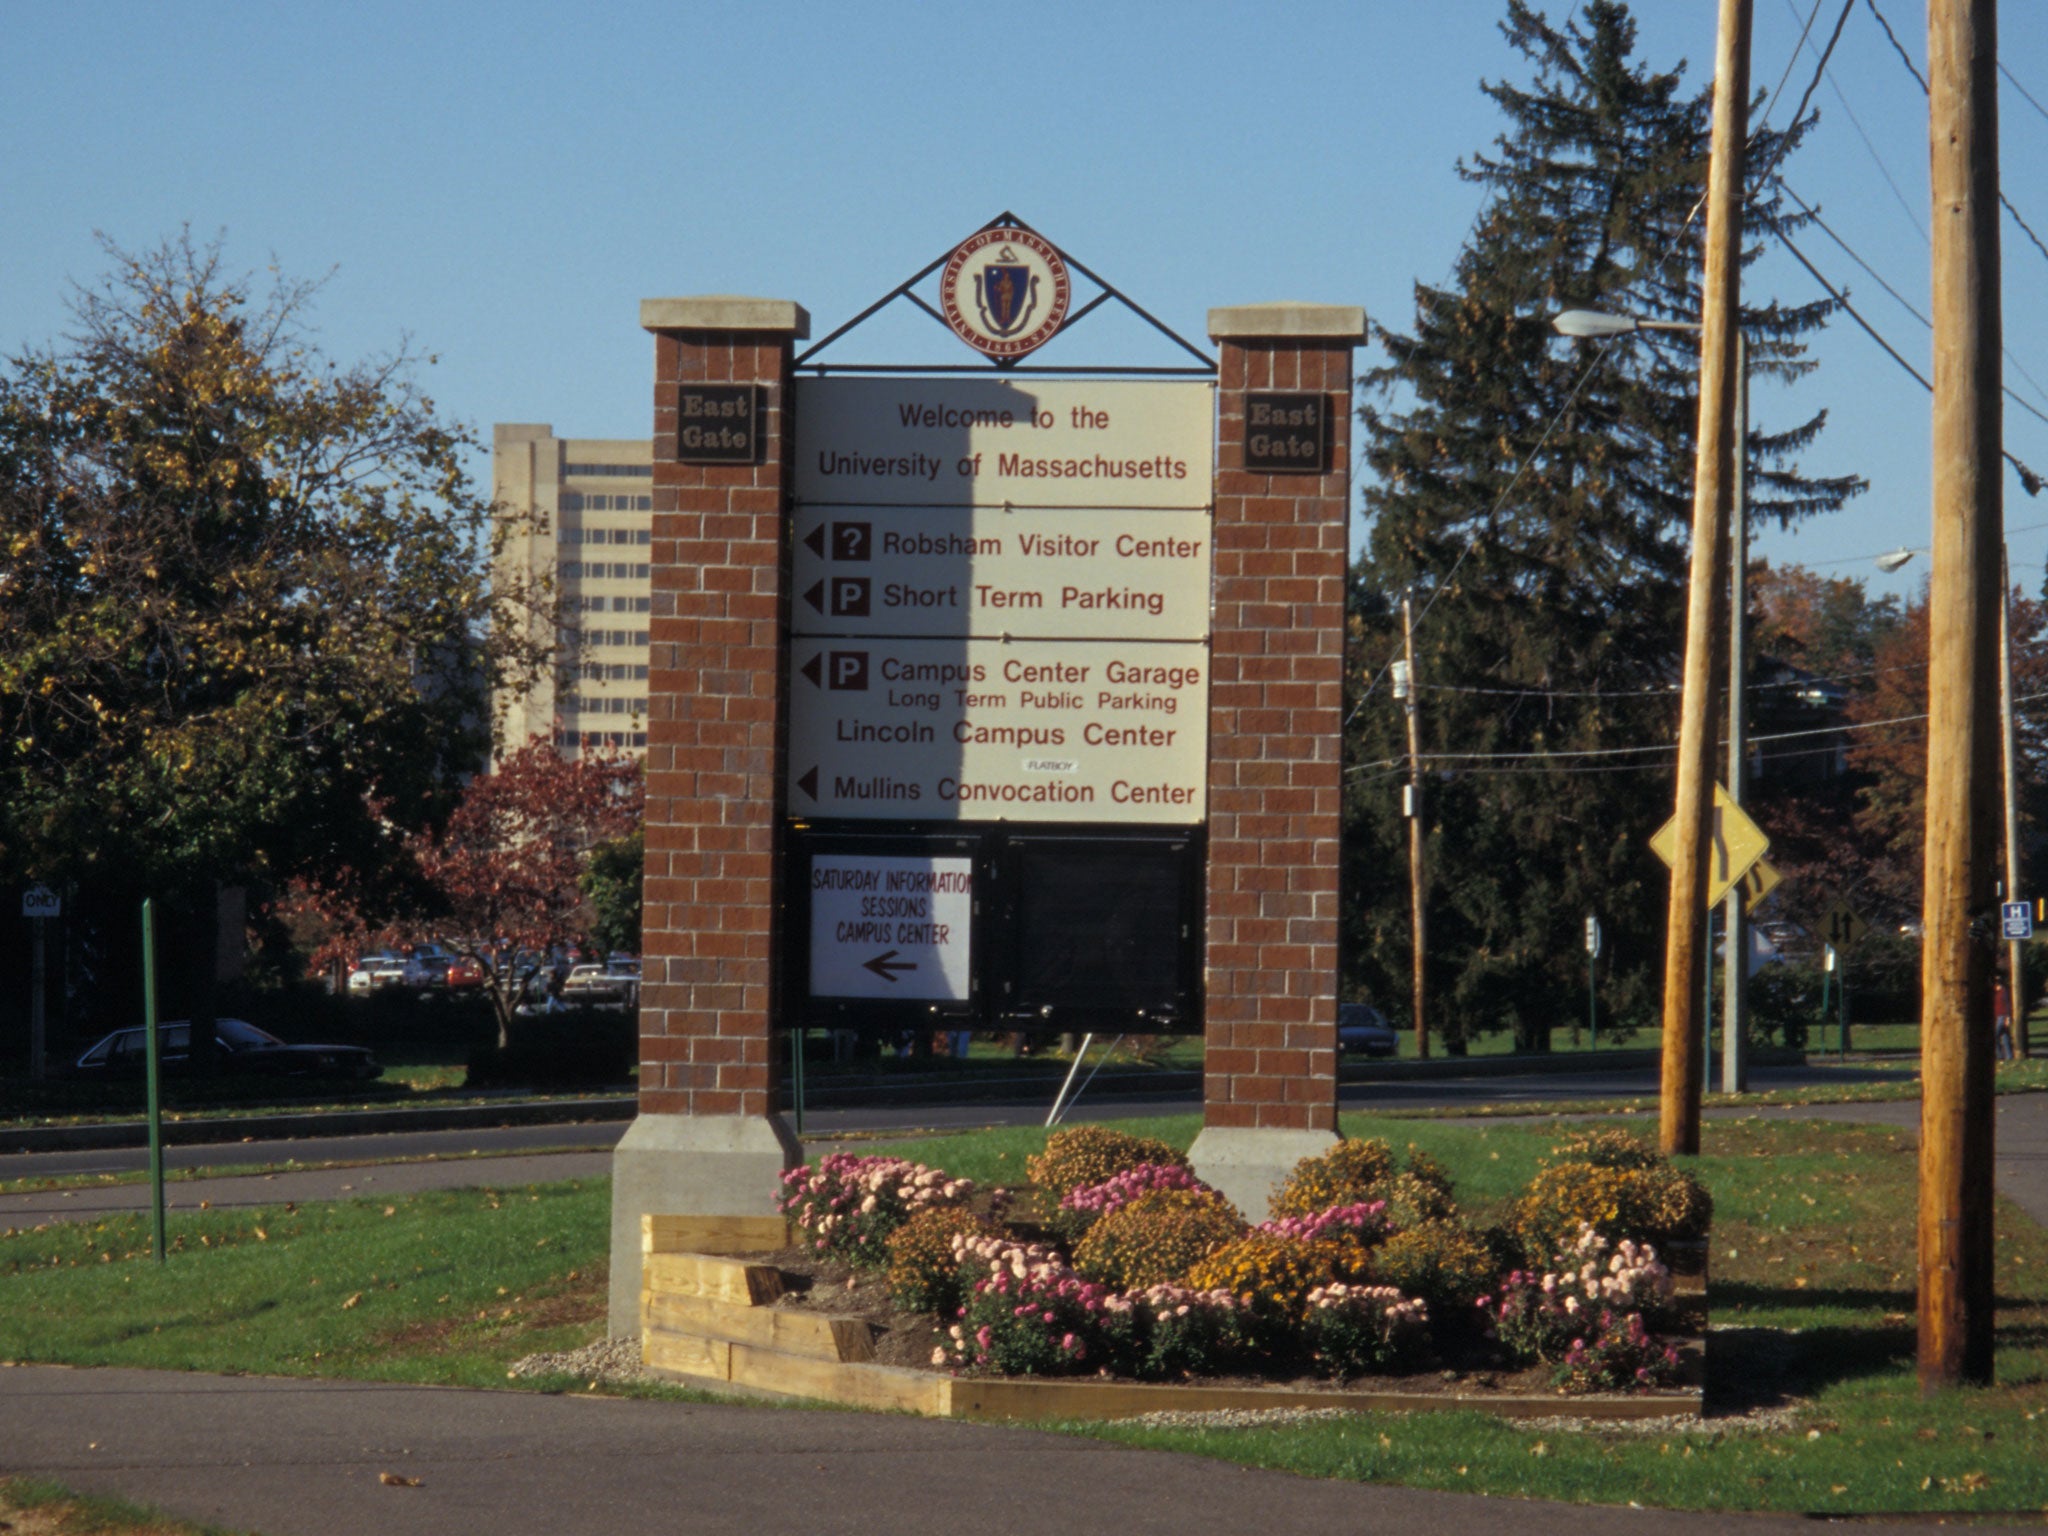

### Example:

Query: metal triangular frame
xmin=794 ymin=212 xmax=1216 ymax=377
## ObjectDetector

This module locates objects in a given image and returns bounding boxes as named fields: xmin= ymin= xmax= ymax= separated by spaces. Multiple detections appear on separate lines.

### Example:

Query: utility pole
xmin=1659 ymin=0 xmax=1750 ymax=1156
xmin=1920 ymin=0 xmax=2000 ymax=1392
xmin=1400 ymin=591 xmax=1429 ymax=1059
xmin=1999 ymin=543 xmax=2029 ymax=1058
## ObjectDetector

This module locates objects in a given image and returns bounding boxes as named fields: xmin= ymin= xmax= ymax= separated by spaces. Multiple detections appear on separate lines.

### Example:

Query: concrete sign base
xmin=1188 ymin=1125 xmax=1341 ymax=1222
xmin=608 ymin=1113 xmax=801 ymax=1336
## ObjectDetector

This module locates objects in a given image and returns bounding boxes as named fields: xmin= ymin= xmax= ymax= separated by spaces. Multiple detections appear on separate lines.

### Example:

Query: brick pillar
xmin=609 ymin=296 xmax=808 ymax=1336
xmin=1189 ymin=303 xmax=1365 ymax=1220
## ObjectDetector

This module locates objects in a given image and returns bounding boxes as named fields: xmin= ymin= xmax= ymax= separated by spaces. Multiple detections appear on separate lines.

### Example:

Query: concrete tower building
xmin=491 ymin=424 xmax=654 ymax=758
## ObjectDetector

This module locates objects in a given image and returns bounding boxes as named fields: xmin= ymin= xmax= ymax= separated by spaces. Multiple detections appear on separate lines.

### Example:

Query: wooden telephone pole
xmin=1659 ymin=0 xmax=1750 ymax=1156
xmin=1919 ymin=0 xmax=2000 ymax=1392
xmin=1401 ymin=591 xmax=1428 ymax=1059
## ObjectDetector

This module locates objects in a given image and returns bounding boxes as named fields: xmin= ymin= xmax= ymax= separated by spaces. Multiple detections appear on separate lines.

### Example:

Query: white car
xmin=346 ymin=953 xmax=427 ymax=994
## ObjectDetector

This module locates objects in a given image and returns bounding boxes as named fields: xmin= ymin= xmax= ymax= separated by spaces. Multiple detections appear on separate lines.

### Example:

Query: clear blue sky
xmin=5 ymin=1 xmax=2045 ymax=604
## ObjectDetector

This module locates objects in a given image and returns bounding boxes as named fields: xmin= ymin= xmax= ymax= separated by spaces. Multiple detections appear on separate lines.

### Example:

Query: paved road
xmin=0 ymin=1364 xmax=1917 ymax=1536
xmin=0 ymin=1059 xmax=1909 ymax=1181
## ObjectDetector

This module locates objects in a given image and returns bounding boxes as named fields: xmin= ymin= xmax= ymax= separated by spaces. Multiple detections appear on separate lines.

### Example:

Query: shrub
xmin=1184 ymin=1232 xmax=1373 ymax=1336
xmin=1548 ymin=1128 xmax=1662 ymax=1172
xmin=1258 ymin=1200 xmax=1392 ymax=1251
xmin=1485 ymin=1227 xmax=1676 ymax=1367
xmin=1513 ymin=1161 xmax=1713 ymax=1259
xmin=1303 ymin=1283 xmax=1431 ymax=1376
xmin=1026 ymin=1125 xmax=1188 ymax=1206
xmin=1271 ymin=1140 xmax=1456 ymax=1227
xmin=885 ymin=1206 xmax=994 ymax=1314
xmin=942 ymin=1235 xmax=1135 ymax=1376
xmin=1384 ymin=1150 xmax=1459 ymax=1227
xmin=1270 ymin=1139 xmax=1395 ymax=1218
xmin=1557 ymin=1309 xmax=1682 ymax=1394
xmin=777 ymin=1153 xmax=977 ymax=1268
xmin=1073 ymin=1188 xmax=1245 ymax=1290
xmin=1370 ymin=1221 xmax=1497 ymax=1315
xmin=1052 ymin=1162 xmax=1209 ymax=1244
xmin=1125 ymin=1284 xmax=1248 ymax=1380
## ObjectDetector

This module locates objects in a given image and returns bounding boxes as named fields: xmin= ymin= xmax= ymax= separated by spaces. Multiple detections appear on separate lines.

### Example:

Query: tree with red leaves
xmin=289 ymin=737 xmax=642 ymax=1045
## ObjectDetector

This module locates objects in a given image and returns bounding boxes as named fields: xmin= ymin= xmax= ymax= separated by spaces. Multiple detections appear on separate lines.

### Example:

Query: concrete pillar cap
xmin=1208 ymin=303 xmax=1366 ymax=343
xmin=641 ymin=296 xmax=811 ymax=338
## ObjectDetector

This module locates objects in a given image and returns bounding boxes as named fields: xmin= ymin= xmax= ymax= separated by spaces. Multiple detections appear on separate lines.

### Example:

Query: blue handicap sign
xmin=2002 ymin=901 xmax=2034 ymax=941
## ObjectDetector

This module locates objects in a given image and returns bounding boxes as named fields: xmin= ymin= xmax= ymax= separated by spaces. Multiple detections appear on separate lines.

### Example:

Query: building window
xmin=564 ymin=463 xmax=652 ymax=478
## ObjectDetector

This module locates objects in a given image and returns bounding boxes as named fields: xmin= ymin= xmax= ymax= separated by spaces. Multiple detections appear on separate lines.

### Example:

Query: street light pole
xmin=1552 ymin=309 xmax=1751 ymax=1107
xmin=1724 ymin=337 xmax=1750 ymax=1095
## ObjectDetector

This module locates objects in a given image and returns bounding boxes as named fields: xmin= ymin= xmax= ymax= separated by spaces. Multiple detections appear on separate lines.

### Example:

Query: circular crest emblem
xmin=939 ymin=227 xmax=1072 ymax=360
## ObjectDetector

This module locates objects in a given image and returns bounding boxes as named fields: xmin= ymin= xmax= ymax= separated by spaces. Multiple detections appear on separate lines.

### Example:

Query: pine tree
xmin=1346 ymin=1 xmax=1863 ymax=1049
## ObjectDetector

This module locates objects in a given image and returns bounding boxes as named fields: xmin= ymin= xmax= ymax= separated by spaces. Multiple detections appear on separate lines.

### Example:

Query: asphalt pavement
xmin=0 ymin=1363 xmax=1922 ymax=1536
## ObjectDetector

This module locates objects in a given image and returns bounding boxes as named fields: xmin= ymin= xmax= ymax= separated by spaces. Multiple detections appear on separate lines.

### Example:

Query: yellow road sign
xmin=1821 ymin=900 xmax=1869 ymax=951
xmin=1649 ymin=783 xmax=1771 ymax=908
xmin=1738 ymin=858 xmax=1782 ymax=915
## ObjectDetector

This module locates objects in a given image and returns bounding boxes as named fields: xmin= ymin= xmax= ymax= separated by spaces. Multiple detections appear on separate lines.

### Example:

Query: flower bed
xmin=754 ymin=1129 xmax=1709 ymax=1398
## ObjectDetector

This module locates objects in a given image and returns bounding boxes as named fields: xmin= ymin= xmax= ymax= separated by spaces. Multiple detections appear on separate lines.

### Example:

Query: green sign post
xmin=142 ymin=898 xmax=167 ymax=1263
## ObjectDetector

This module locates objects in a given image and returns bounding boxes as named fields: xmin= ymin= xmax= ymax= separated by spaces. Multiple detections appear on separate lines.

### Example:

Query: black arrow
xmin=800 ymin=654 xmax=822 ymax=688
xmin=862 ymin=950 xmax=918 ymax=983
xmin=796 ymin=766 xmax=819 ymax=800
xmin=802 ymin=523 xmax=825 ymax=557
xmin=803 ymin=580 xmax=826 ymax=615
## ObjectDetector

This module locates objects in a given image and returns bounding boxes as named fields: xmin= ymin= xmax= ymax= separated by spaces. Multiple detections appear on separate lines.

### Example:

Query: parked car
xmin=1337 ymin=1003 xmax=1399 ymax=1057
xmin=561 ymin=962 xmax=639 ymax=1009
xmin=443 ymin=955 xmax=485 ymax=990
xmin=346 ymin=952 xmax=427 ymax=994
xmin=70 ymin=1018 xmax=383 ymax=1080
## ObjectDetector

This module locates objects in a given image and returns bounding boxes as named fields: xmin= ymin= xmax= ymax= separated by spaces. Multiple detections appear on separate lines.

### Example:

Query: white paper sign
xmin=809 ymin=854 xmax=973 ymax=1001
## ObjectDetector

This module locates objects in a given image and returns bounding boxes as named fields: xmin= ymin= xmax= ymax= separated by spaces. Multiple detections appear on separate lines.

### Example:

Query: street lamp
xmin=1876 ymin=547 xmax=1918 ymax=574
xmin=1553 ymin=308 xmax=1751 ymax=1097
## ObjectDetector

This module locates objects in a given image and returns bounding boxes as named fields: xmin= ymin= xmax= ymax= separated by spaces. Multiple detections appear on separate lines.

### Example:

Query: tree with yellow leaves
xmin=0 ymin=232 xmax=552 ymax=1036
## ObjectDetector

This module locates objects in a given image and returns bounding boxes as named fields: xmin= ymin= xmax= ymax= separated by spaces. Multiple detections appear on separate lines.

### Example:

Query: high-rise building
xmin=491 ymin=424 xmax=653 ymax=759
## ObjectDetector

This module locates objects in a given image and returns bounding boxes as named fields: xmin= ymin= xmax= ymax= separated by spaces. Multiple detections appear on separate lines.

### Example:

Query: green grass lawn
xmin=3 ymin=1112 xmax=2044 ymax=1514
xmin=0 ymin=1476 xmax=233 ymax=1536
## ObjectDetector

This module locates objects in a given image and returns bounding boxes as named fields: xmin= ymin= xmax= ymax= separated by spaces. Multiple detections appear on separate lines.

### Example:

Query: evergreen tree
xmin=1346 ymin=1 xmax=1862 ymax=1049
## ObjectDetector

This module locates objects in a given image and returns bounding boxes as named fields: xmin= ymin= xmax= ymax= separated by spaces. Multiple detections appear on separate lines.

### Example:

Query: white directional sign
xmin=792 ymin=506 xmax=1213 ymax=641
xmin=21 ymin=885 xmax=59 ymax=919
xmin=789 ymin=637 xmax=1209 ymax=824
xmin=794 ymin=379 xmax=1213 ymax=508
xmin=809 ymin=854 xmax=973 ymax=1001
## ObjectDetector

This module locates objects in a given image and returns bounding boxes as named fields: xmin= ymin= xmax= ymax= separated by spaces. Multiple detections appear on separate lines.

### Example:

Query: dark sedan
xmin=70 ymin=1018 xmax=383 ymax=1081
xmin=1337 ymin=1003 xmax=1399 ymax=1057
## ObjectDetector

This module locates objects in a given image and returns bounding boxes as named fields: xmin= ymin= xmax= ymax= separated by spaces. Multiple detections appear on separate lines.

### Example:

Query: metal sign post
xmin=142 ymin=898 xmax=167 ymax=1263
xmin=1584 ymin=916 xmax=1601 ymax=1050
xmin=23 ymin=886 xmax=58 ymax=1084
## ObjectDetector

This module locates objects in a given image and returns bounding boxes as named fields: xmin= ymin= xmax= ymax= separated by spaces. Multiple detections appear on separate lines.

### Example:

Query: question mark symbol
xmin=834 ymin=522 xmax=872 ymax=562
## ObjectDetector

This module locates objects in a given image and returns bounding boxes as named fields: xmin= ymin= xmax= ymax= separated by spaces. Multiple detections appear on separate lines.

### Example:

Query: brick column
xmin=608 ymin=296 xmax=807 ymax=1335
xmin=1189 ymin=303 xmax=1365 ymax=1219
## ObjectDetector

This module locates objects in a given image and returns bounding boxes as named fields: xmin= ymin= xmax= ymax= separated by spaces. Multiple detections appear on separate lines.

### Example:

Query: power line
xmin=1775 ymin=180 xmax=2048 ymax=416
xmin=1860 ymin=0 xmax=2048 ymax=273
xmin=1413 ymin=657 xmax=1924 ymax=702
xmin=1349 ymin=691 xmax=2048 ymax=780
xmin=1770 ymin=226 xmax=2046 ymax=494
xmin=1752 ymin=0 xmax=1856 ymax=190
xmin=2000 ymin=61 xmax=2048 ymax=131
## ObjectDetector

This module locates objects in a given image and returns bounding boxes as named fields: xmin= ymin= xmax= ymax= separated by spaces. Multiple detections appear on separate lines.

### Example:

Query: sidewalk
xmin=0 ymin=1364 xmax=1866 ymax=1536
